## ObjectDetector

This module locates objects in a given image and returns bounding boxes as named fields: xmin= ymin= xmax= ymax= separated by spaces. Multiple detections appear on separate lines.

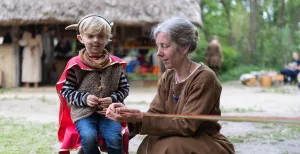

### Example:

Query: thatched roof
xmin=0 ymin=0 xmax=202 ymax=26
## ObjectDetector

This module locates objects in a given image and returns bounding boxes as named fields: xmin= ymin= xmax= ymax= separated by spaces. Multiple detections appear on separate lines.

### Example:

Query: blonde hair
xmin=78 ymin=16 xmax=111 ymax=40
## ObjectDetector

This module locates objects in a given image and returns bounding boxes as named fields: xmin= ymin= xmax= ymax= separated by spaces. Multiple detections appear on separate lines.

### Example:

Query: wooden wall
xmin=0 ymin=44 xmax=16 ymax=88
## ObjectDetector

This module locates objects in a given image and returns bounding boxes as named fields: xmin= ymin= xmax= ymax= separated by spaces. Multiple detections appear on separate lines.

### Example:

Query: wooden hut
xmin=0 ymin=0 xmax=202 ymax=88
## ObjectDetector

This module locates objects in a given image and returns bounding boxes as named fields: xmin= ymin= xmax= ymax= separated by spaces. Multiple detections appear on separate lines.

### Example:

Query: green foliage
xmin=221 ymin=46 xmax=240 ymax=72
xmin=190 ymin=30 xmax=208 ymax=63
xmin=200 ymin=0 xmax=229 ymax=39
xmin=197 ymin=0 xmax=300 ymax=82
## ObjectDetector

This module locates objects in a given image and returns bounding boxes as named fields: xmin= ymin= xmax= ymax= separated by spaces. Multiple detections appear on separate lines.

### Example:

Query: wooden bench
xmin=271 ymin=74 xmax=284 ymax=85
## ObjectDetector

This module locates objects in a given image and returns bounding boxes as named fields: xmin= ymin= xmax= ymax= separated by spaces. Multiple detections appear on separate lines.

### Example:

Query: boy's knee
xmin=105 ymin=133 xmax=122 ymax=149
xmin=80 ymin=131 xmax=98 ymax=145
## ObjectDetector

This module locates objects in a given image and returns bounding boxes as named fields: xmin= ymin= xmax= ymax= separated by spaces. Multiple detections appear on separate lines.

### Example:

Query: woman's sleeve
xmin=129 ymin=72 xmax=168 ymax=134
xmin=140 ymin=71 xmax=221 ymax=137
xmin=146 ymin=72 xmax=168 ymax=114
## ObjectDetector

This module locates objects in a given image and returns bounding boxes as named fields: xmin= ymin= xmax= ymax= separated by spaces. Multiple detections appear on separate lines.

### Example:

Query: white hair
xmin=152 ymin=17 xmax=199 ymax=53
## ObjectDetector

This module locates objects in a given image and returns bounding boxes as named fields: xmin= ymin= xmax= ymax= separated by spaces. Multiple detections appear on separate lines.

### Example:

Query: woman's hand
xmin=106 ymin=103 xmax=143 ymax=123
xmin=106 ymin=103 xmax=125 ymax=113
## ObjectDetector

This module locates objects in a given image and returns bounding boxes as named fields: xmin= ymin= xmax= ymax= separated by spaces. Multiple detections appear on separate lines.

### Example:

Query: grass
xmin=0 ymin=96 xmax=30 ymax=101
xmin=228 ymin=124 xmax=300 ymax=144
xmin=258 ymin=86 xmax=299 ymax=94
xmin=221 ymin=106 xmax=264 ymax=113
xmin=0 ymin=88 xmax=22 ymax=94
xmin=13 ymin=95 xmax=29 ymax=100
xmin=40 ymin=96 xmax=47 ymax=103
xmin=0 ymin=88 xmax=9 ymax=94
xmin=0 ymin=116 xmax=140 ymax=154
xmin=0 ymin=117 xmax=58 ymax=154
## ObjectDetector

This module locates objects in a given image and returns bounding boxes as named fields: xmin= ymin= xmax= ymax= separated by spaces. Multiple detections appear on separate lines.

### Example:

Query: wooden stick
xmin=144 ymin=113 xmax=300 ymax=125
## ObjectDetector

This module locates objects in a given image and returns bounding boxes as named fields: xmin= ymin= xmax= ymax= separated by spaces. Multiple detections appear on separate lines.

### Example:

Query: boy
xmin=56 ymin=14 xmax=129 ymax=154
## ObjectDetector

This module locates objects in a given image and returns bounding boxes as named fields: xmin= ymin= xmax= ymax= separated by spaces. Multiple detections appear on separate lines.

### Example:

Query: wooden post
xmin=112 ymin=24 xmax=117 ymax=36
xmin=0 ymin=70 xmax=2 ymax=88
xmin=12 ymin=26 xmax=20 ymax=87
xmin=120 ymin=26 xmax=125 ymax=42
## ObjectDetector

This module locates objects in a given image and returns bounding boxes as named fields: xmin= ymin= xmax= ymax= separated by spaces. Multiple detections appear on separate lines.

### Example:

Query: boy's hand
xmin=98 ymin=97 xmax=112 ymax=109
xmin=86 ymin=95 xmax=100 ymax=107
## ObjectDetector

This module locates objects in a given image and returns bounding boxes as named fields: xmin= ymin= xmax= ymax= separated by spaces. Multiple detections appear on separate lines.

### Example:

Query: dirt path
xmin=0 ymin=83 xmax=299 ymax=154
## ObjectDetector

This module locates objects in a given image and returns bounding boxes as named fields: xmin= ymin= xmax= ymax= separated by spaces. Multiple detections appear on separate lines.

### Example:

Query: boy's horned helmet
xmin=65 ymin=14 xmax=114 ymax=34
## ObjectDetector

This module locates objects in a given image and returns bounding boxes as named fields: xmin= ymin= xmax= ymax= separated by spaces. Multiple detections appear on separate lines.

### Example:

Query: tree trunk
xmin=199 ymin=2 xmax=211 ymax=42
xmin=249 ymin=0 xmax=258 ymax=64
xmin=277 ymin=0 xmax=285 ymax=28
xmin=220 ymin=0 xmax=235 ymax=46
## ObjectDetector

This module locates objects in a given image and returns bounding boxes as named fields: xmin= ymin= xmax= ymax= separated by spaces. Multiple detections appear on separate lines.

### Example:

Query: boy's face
xmin=77 ymin=30 xmax=108 ymax=55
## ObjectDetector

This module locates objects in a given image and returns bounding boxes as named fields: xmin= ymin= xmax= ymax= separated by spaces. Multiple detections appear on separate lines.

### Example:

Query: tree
xmin=248 ymin=0 xmax=259 ymax=64
xmin=220 ymin=0 xmax=235 ymax=46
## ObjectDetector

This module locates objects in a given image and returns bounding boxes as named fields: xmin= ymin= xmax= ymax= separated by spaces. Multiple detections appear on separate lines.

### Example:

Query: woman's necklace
xmin=172 ymin=87 xmax=184 ymax=101
xmin=172 ymin=62 xmax=193 ymax=101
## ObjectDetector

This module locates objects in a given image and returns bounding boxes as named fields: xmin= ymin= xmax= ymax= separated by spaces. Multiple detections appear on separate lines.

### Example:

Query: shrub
xmin=221 ymin=46 xmax=240 ymax=72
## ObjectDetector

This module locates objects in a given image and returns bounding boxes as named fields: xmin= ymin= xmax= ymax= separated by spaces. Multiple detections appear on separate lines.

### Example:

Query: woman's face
xmin=77 ymin=30 xmax=108 ymax=55
xmin=155 ymin=32 xmax=186 ymax=69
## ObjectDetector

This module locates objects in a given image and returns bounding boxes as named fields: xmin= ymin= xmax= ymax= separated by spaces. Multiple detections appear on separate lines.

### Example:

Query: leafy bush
xmin=190 ymin=31 xmax=208 ymax=63
xmin=221 ymin=46 xmax=240 ymax=72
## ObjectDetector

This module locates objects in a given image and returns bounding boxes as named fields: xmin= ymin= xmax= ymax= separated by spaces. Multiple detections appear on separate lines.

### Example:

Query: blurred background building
xmin=0 ymin=0 xmax=202 ymax=88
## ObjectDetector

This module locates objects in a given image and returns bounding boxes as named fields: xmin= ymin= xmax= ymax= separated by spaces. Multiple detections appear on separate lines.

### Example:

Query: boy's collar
xmin=88 ymin=55 xmax=102 ymax=59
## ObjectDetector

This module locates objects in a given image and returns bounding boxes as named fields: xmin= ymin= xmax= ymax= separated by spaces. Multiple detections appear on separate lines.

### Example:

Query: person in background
xmin=106 ymin=17 xmax=235 ymax=154
xmin=205 ymin=36 xmax=223 ymax=75
xmin=19 ymin=27 xmax=43 ymax=88
xmin=280 ymin=51 xmax=300 ymax=84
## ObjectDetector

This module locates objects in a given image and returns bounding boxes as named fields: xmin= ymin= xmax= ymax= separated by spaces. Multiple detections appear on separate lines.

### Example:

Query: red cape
xmin=56 ymin=55 xmax=129 ymax=153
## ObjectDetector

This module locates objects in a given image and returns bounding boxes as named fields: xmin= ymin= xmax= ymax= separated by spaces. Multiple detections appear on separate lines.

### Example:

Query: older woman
xmin=106 ymin=17 xmax=235 ymax=154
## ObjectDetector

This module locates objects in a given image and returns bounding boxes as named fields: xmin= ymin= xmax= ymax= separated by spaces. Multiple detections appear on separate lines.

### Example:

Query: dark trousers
xmin=280 ymin=69 xmax=299 ymax=83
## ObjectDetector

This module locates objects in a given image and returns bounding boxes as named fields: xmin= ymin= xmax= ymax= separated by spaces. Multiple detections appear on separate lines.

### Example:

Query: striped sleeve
xmin=60 ymin=67 xmax=89 ymax=107
xmin=110 ymin=71 xmax=130 ymax=103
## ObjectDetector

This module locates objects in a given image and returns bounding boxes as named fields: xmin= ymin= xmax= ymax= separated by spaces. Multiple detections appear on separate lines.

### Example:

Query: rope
xmin=144 ymin=113 xmax=300 ymax=125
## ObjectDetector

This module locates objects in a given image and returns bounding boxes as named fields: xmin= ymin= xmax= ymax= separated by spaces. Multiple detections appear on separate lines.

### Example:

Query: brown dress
xmin=134 ymin=64 xmax=235 ymax=154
